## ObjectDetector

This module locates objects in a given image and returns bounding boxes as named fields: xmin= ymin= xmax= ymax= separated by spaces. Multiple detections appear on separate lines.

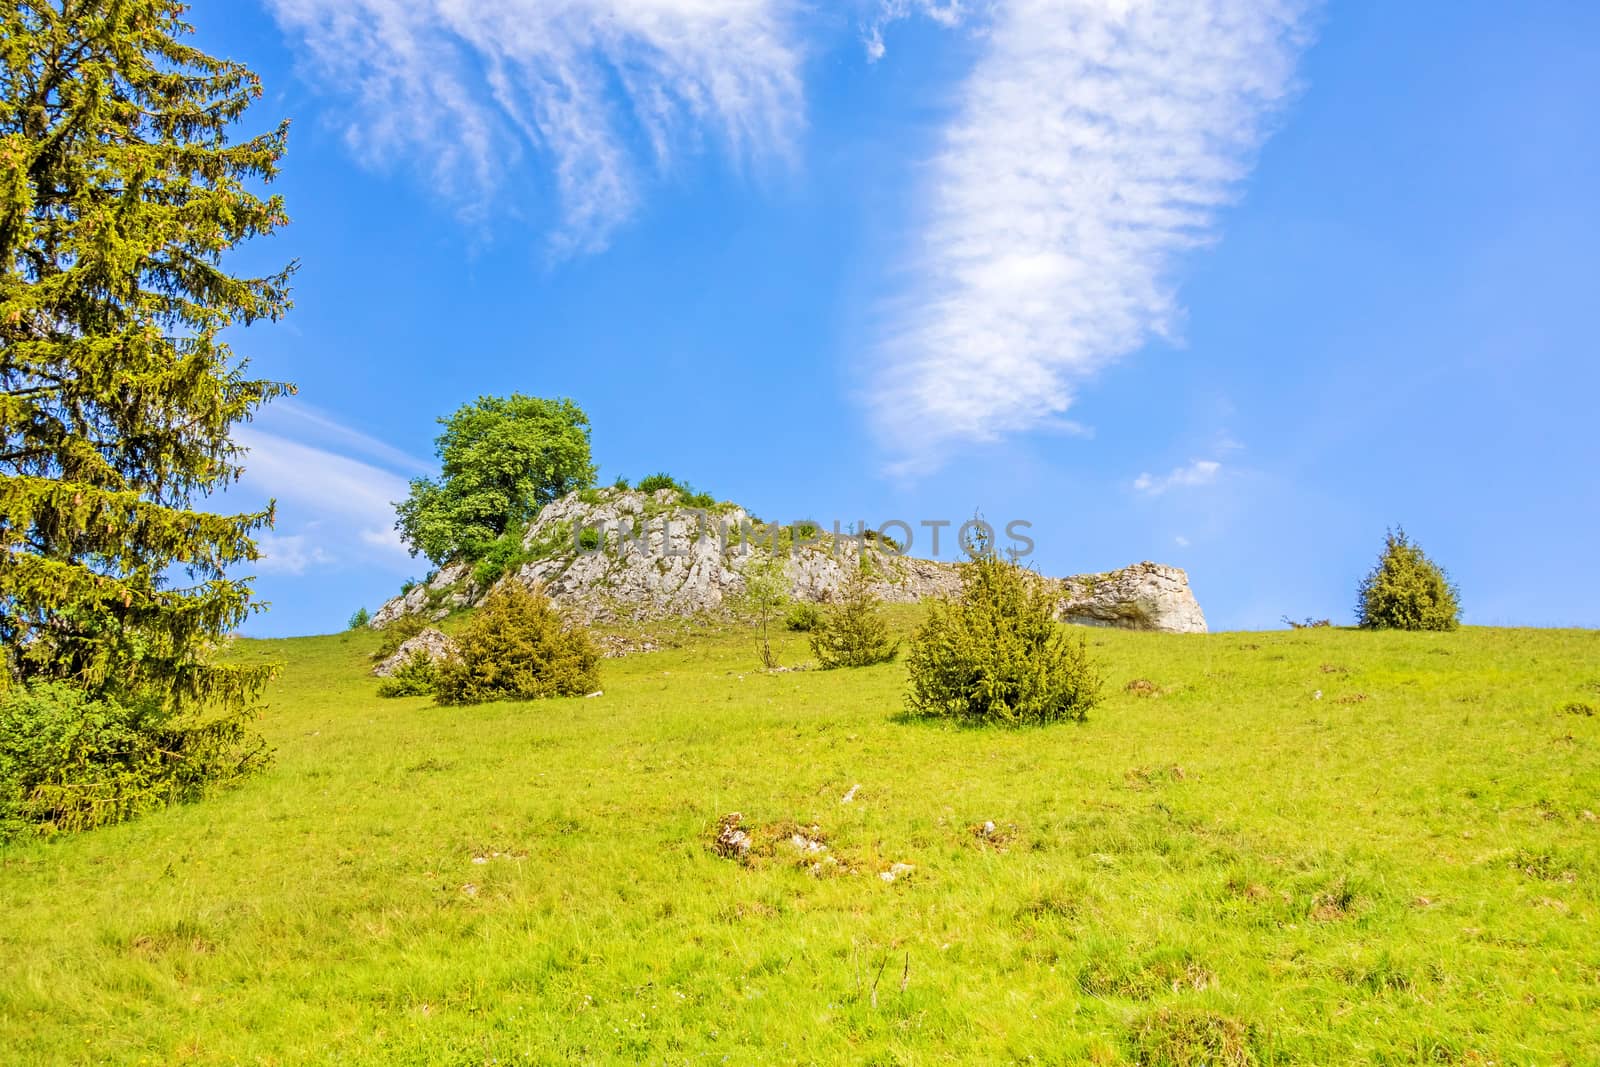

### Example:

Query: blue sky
xmin=194 ymin=0 xmax=1600 ymax=636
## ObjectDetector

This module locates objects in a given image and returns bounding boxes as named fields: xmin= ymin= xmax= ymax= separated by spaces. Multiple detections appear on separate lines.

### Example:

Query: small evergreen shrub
xmin=810 ymin=567 xmax=899 ymax=668
xmin=377 ymin=654 xmax=439 ymax=699
xmin=612 ymin=475 xmax=631 ymax=490
xmin=1356 ymin=527 xmax=1461 ymax=631
xmin=785 ymin=603 xmax=823 ymax=632
xmin=578 ymin=526 xmax=603 ymax=552
xmin=0 ymin=683 xmax=270 ymax=840
xmin=904 ymin=552 xmax=1102 ymax=725
xmin=435 ymin=583 xmax=600 ymax=705
xmin=347 ymin=607 xmax=371 ymax=630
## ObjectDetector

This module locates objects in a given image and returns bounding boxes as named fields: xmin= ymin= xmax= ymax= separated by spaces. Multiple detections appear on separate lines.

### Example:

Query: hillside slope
xmin=2 ymin=618 xmax=1597 ymax=1063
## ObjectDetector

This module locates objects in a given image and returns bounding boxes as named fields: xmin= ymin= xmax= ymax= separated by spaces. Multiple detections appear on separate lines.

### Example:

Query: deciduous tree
xmin=395 ymin=395 xmax=597 ymax=565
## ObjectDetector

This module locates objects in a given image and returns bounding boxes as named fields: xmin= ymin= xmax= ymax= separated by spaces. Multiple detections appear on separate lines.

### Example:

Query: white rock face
xmin=1058 ymin=562 xmax=1208 ymax=635
xmin=371 ymin=627 xmax=459 ymax=677
xmin=369 ymin=562 xmax=476 ymax=629
xmin=368 ymin=488 xmax=1207 ymax=633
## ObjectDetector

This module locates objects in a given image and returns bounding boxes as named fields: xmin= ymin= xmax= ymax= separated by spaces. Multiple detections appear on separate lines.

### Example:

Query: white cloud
xmin=1174 ymin=534 xmax=1190 ymax=547
xmin=259 ymin=400 xmax=433 ymax=477
xmin=254 ymin=532 xmax=333 ymax=575
xmin=872 ymin=0 xmax=1316 ymax=470
xmin=231 ymin=426 xmax=417 ymax=574
xmin=864 ymin=0 xmax=968 ymax=61
xmin=267 ymin=0 xmax=805 ymax=254
xmin=1134 ymin=459 xmax=1222 ymax=496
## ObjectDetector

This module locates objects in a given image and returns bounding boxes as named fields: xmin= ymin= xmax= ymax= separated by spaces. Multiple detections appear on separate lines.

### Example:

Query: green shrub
xmin=0 ymin=682 xmax=270 ymax=840
xmin=635 ymin=472 xmax=716 ymax=509
xmin=810 ymin=567 xmax=899 ymax=668
xmin=679 ymin=488 xmax=717 ymax=509
xmin=904 ymin=552 xmax=1102 ymax=725
xmin=863 ymin=527 xmax=903 ymax=553
xmin=376 ymin=655 xmax=439 ymax=699
xmin=577 ymin=526 xmax=603 ymax=552
xmin=347 ymin=607 xmax=370 ymax=630
xmin=372 ymin=613 xmax=429 ymax=661
xmin=435 ymin=584 xmax=600 ymax=705
xmin=636 ymin=472 xmax=683 ymax=494
xmin=1356 ymin=527 xmax=1461 ymax=631
xmin=472 ymin=529 xmax=533 ymax=587
xmin=784 ymin=603 xmax=823 ymax=632
xmin=612 ymin=475 xmax=630 ymax=490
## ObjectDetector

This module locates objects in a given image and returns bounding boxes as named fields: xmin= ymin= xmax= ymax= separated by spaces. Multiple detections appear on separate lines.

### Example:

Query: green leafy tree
xmin=395 ymin=395 xmax=596 ymax=565
xmin=905 ymin=550 xmax=1102 ymax=725
xmin=1356 ymin=527 xmax=1461 ymax=631
xmin=736 ymin=553 xmax=790 ymax=670
xmin=1 ymin=0 xmax=292 ymax=711
xmin=810 ymin=563 xmax=899 ymax=668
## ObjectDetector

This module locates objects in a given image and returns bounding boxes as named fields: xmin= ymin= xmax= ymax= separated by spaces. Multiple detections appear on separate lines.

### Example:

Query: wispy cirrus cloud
xmin=1134 ymin=459 xmax=1222 ymax=496
xmin=266 ymin=0 xmax=805 ymax=255
xmin=253 ymin=531 xmax=333 ymax=576
xmin=872 ymin=0 xmax=1317 ymax=471
xmin=228 ymin=404 xmax=426 ymax=575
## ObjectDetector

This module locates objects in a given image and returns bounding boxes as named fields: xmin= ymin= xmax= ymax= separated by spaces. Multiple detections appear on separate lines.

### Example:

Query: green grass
xmin=2 ymin=614 xmax=1598 ymax=1064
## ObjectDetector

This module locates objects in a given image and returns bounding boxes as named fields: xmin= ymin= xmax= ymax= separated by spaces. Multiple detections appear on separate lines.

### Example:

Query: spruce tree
xmin=810 ymin=562 xmax=899 ymax=669
xmin=1356 ymin=527 xmax=1461 ymax=631
xmin=0 ymin=1 xmax=293 ymax=709
xmin=905 ymin=550 xmax=1102 ymax=725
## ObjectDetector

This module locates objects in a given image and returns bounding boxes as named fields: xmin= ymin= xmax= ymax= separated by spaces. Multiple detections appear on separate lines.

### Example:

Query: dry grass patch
xmin=1129 ymin=1007 xmax=1257 ymax=1067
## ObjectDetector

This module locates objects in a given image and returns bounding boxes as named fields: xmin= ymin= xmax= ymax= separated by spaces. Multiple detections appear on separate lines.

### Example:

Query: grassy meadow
xmin=1 ymin=612 xmax=1598 ymax=1064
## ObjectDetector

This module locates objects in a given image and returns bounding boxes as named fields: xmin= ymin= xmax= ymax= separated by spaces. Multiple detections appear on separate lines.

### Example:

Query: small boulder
xmin=372 ymin=628 xmax=459 ymax=677
xmin=880 ymin=862 xmax=915 ymax=883
xmin=712 ymin=813 xmax=752 ymax=860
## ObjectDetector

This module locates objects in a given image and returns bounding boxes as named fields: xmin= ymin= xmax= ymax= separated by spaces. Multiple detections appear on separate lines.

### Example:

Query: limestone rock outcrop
xmin=369 ymin=562 xmax=477 ymax=629
xmin=1059 ymin=562 xmax=1207 ymax=634
xmin=369 ymin=488 xmax=1207 ymax=634
xmin=371 ymin=627 xmax=459 ymax=677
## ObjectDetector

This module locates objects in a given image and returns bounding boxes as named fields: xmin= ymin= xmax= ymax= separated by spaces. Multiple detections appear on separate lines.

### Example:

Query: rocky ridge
xmin=371 ymin=487 xmax=1207 ymax=634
